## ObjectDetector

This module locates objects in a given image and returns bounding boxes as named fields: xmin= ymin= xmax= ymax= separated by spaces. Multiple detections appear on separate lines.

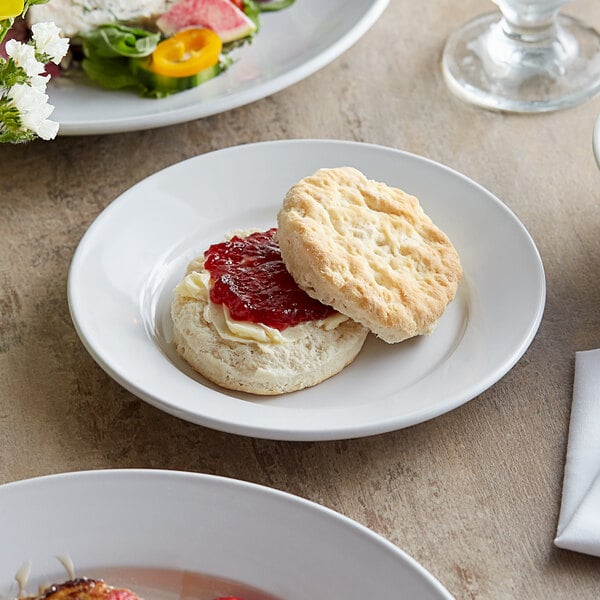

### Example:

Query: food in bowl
xmin=17 ymin=567 xmax=282 ymax=600
xmin=20 ymin=578 xmax=140 ymax=600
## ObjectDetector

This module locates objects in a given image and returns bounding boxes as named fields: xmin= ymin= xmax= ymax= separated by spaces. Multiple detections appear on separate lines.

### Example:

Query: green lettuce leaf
xmin=81 ymin=56 xmax=139 ymax=90
xmin=243 ymin=0 xmax=261 ymax=32
xmin=82 ymin=24 xmax=160 ymax=59
xmin=255 ymin=0 xmax=295 ymax=11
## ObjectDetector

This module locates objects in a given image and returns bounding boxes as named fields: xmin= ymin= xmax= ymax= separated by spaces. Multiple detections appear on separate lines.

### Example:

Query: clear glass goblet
xmin=442 ymin=1 xmax=600 ymax=112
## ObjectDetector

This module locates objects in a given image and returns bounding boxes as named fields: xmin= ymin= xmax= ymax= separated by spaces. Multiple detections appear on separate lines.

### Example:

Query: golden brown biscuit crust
xmin=277 ymin=167 xmax=463 ymax=343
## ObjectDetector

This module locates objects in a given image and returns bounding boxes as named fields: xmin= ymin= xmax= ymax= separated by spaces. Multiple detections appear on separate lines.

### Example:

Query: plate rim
xmin=55 ymin=0 xmax=390 ymax=135
xmin=67 ymin=138 xmax=546 ymax=441
xmin=592 ymin=114 xmax=600 ymax=169
xmin=0 ymin=468 xmax=453 ymax=599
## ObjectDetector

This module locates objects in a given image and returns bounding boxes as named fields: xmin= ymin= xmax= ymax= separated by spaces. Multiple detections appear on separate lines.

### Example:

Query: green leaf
xmin=0 ymin=129 xmax=36 ymax=143
xmin=23 ymin=0 xmax=50 ymax=10
xmin=0 ymin=18 xmax=14 ymax=44
xmin=81 ymin=56 xmax=139 ymax=90
xmin=0 ymin=58 xmax=30 ymax=87
xmin=256 ymin=0 xmax=295 ymax=11
xmin=82 ymin=24 xmax=160 ymax=59
xmin=0 ymin=98 xmax=36 ymax=143
xmin=243 ymin=0 xmax=261 ymax=33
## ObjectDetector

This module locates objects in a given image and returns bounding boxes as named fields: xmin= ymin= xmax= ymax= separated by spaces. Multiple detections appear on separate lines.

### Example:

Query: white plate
xmin=0 ymin=469 xmax=453 ymax=599
xmin=593 ymin=114 xmax=600 ymax=169
xmin=50 ymin=0 xmax=389 ymax=135
xmin=68 ymin=139 xmax=545 ymax=441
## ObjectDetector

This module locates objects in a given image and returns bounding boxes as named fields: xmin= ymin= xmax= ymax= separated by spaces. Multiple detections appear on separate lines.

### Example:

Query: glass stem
xmin=496 ymin=2 xmax=562 ymax=44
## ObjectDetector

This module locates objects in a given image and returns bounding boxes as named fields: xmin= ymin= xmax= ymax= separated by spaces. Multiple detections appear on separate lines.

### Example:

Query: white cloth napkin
xmin=554 ymin=348 xmax=600 ymax=556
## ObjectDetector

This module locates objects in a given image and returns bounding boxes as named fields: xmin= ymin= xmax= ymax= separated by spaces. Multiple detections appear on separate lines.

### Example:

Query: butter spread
xmin=175 ymin=266 xmax=348 ymax=345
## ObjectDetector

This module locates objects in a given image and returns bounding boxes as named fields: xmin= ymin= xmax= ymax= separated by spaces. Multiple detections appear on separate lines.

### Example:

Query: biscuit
xmin=171 ymin=234 xmax=368 ymax=395
xmin=277 ymin=167 xmax=462 ymax=343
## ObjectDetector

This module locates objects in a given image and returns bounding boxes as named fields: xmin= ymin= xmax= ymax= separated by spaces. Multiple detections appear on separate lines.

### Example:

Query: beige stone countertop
xmin=1 ymin=0 xmax=600 ymax=597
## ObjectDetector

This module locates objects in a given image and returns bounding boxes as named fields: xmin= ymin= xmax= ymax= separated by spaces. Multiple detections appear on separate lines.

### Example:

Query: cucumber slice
xmin=129 ymin=56 xmax=225 ymax=97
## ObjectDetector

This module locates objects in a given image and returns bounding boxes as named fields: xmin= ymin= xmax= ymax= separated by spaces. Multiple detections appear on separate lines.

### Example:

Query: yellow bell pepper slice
xmin=150 ymin=28 xmax=222 ymax=78
xmin=0 ymin=0 xmax=25 ymax=20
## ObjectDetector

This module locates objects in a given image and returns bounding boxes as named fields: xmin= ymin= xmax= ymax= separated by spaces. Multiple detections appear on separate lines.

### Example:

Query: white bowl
xmin=0 ymin=470 xmax=452 ymax=599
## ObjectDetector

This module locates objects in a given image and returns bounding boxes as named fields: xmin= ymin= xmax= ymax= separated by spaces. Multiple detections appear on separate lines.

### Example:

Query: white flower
xmin=34 ymin=115 xmax=60 ymax=140
xmin=8 ymin=82 xmax=59 ymax=140
xmin=5 ymin=39 xmax=45 ymax=78
xmin=31 ymin=22 xmax=69 ymax=64
xmin=28 ymin=72 xmax=51 ymax=90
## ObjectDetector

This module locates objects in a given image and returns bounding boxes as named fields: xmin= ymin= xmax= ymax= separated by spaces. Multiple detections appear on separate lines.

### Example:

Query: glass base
xmin=442 ymin=12 xmax=600 ymax=113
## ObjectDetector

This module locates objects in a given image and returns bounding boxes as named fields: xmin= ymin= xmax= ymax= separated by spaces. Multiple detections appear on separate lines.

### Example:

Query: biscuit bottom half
xmin=171 ymin=295 xmax=368 ymax=395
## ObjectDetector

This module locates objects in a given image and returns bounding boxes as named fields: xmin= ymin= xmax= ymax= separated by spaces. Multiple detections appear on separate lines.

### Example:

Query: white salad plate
xmin=0 ymin=469 xmax=452 ymax=599
xmin=50 ymin=0 xmax=389 ymax=135
xmin=68 ymin=139 xmax=546 ymax=441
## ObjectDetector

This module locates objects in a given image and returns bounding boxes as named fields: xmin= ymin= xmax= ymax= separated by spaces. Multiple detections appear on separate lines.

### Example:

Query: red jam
xmin=203 ymin=228 xmax=335 ymax=330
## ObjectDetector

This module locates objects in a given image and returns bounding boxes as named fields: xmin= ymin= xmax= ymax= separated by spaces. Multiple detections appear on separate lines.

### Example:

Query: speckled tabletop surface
xmin=1 ymin=0 xmax=600 ymax=597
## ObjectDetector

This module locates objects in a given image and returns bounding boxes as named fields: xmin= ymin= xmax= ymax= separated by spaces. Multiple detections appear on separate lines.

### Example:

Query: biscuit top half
xmin=276 ymin=166 xmax=463 ymax=343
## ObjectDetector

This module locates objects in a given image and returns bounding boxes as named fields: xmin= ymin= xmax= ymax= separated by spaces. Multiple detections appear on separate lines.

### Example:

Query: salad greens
xmin=80 ymin=24 xmax=160 ymax=95
xmin=81 ymin=24 xmax=160 ymax=59
xmin=81 ymin=51 xmax=141 ymax=91
xmin=241 ymin=0 xmax=261 ymax=32
xmin=81 ymin=25 xmax=232 ymax=98
xmin=254 ymin=0 xmax=295 ymax=11
xmin=76 ymin=0 xmax=294 ymax=98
